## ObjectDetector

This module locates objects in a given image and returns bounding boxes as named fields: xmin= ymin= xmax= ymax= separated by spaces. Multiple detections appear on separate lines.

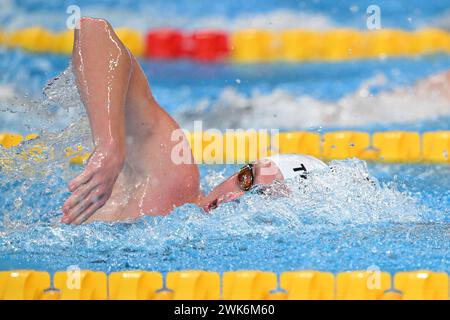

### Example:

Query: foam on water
xmin=0 ymin=64 xmax=87 ymax=132
xmin=175 ymin=73 xmax=450 ymax=130
xmin=430 ymin=9 xmax=450 ymax=30
xmin=0 ymin=66 xmax=442 ymax=227
xmin=1 ymin=155 xmax=443 ymax=273
xmin=0 ymin=64 xmax=448 ymax=273
xmin=0 ymin=66 xmax=90 ymax=213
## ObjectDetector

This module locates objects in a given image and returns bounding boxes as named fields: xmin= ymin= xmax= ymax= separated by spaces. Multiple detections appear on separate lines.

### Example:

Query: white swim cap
xmin=266 ymin=154 xmax=327 ymax=180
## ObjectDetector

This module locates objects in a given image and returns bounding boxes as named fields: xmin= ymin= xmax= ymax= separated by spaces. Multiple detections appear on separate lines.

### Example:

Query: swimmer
xmin=61 ymin=17 xmax=450 ymax=224
xmin=61 ymin=17 xmax=328 ymax=224
xmin=196 ymin=154 xmax=328 ymax=211
xmin=62 ymin=17 xmax=200 ymax=224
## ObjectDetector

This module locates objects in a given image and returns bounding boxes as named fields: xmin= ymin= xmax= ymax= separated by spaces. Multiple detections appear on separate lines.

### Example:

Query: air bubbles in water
xmin=1 ymin=64 xmax=92 ymax=229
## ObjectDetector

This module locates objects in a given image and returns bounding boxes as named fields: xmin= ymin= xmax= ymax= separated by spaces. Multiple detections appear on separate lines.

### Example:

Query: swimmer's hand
xmin=61 ymin=145 xmax=125 ymax=225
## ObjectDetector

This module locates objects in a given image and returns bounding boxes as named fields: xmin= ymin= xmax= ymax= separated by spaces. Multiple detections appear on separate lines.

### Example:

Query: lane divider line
xmin=0 ymin=269 xmax=447 ymax=300
xmin=0 ymin=27 xmax=449 ymax=62
xmin=1 ymin=130 xmax=449 ymax=164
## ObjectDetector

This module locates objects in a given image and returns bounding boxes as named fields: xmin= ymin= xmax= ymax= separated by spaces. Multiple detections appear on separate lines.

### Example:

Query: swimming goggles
xmin=237 ymin=163 xmax=255 ymax=191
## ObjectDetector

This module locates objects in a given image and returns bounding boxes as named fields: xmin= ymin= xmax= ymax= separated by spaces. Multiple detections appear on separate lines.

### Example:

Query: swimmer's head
xmin=198 ymin=154 xmax=328 ymax=212
xmin=198 ymin=157 xmax=286 ymax=212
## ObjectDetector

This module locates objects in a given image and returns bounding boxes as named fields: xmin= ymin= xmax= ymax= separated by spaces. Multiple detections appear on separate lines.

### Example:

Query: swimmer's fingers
xmin=61 ymin=197 xmax=90 ymax=224
xmin=62 ymin=187 xmax=106 ymax=224
xmin=62 ymin=179 xmax=99 ymax=213
xmin=68 ymin=167 xmax=95 ymax=192
xmin=70 ymin=199 xmax=106 ymax=225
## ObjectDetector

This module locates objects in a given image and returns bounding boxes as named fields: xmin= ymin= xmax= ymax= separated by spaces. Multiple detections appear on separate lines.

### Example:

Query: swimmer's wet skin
xmin=61 ymin=17 xmax=450 ymax=224
xmin=61 ymin=17 xmax=201 ymax=224
xmin=60 ymin=17 xmax=334 ymax=224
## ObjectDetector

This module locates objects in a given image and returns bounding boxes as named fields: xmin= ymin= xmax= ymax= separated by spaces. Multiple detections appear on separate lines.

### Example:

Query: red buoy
xmin=145 ymin=28 xmax=184 ymax=59
xmin=189 ymin=31 xmax=229 ymax=62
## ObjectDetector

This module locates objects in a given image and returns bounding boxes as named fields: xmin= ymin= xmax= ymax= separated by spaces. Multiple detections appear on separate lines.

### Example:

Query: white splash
xmin=175 ymin=74 xmax=450 ymax=130
xmin=429 ymin=9 xmax=450 ymax=30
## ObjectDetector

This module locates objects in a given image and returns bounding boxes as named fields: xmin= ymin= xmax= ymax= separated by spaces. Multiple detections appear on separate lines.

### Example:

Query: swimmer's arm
xmin=72 ymin=18 xmax=130 ymax=155
xmin=62 ymin=18 xmax=131 ymax=224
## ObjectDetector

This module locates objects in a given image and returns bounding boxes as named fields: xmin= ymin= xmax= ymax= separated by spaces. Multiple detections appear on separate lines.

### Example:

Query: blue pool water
xmin=0 ymin=0 xmax=449 ymax=274
xmin=0 ymin=160 xmax=449 ymax=274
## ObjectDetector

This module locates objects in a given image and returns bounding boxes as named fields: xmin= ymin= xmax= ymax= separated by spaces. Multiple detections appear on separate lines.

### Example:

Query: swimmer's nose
xmin=209 ymin=199 xmax=218 ymax=210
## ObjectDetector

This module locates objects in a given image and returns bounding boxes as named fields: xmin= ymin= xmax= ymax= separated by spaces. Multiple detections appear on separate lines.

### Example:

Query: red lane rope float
xmin=144 ymin=28 xmax=184 ymax=59
xmin=144 ymin=29 xmax=230 ymax=61
xmin=188 ymin=30 xmax=229 ymax=62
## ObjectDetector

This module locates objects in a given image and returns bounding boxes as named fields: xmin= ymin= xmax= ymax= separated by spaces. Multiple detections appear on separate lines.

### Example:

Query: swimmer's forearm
xmin=72 ymin=18 xmax=130 ymax=155
xmin=63 ymin=18 xmax=132 ymax=224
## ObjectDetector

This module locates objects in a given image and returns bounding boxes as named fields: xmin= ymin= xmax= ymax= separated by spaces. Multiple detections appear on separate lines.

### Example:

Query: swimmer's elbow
xmin=78 ymin=17 xmax=110 ymax=33
xmin=75 ymin=17 xmax=109 ymax=44
xmin=74 ymin=17 xmax=131 ymax=68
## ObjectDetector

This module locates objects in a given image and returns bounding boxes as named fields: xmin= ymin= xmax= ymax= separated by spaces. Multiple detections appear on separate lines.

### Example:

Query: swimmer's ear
xmin=257 ymin=159 xmax=279 ymax=177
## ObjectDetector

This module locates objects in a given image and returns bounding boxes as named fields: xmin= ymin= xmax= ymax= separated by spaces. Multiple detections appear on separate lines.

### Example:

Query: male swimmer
xmin=61 ymin=17 xmax=450 ymax=224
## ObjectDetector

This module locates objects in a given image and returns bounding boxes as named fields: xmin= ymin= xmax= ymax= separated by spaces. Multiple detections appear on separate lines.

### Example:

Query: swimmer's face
xmin=199 ymin=159 xmax=284 ymax=212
